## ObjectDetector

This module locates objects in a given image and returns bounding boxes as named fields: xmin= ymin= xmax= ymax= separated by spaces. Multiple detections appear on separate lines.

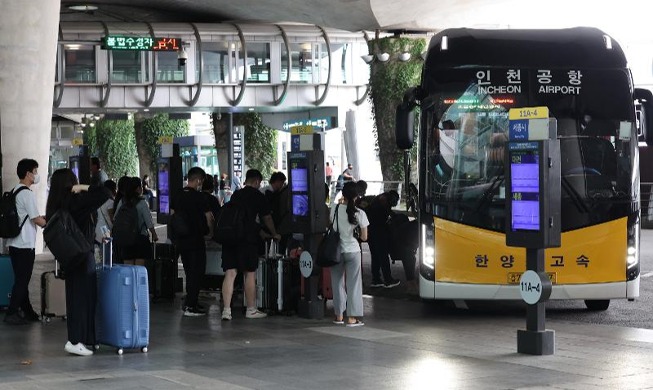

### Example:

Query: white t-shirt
xmin=7 ymin=185 xmax=39 ymax=249
xmin=330 ymin=204 xmax=369 ymax=254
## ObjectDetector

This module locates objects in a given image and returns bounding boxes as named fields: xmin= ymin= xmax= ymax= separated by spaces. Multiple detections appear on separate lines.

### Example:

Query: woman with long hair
xmin=46 ymin=169 xmax=109 ymax=356
xmin=330 ymin=181 xmax=369 ymax=327
xmin=114 ymin=177 xmax=157 ymax=265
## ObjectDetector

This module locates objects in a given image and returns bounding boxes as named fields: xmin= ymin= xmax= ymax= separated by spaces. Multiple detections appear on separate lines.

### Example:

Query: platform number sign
xmin=519 ymin=270 xmax=544 ymax=305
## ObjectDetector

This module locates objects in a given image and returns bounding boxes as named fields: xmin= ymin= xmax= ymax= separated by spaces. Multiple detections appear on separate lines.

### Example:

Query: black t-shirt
xmin=202 ymin=191 xmax=221 ymax=221
xmin=171 ymin=187 xmax=210 ymax=246
xmin=231 ymin=186 xmax=271 ymax=241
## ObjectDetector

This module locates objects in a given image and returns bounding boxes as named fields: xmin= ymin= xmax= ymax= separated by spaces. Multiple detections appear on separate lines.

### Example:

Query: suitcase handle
xmin=102 ymin=237 xmax=113 ymax=269
xmin=266 ymin=239 xmax=279 ymax=260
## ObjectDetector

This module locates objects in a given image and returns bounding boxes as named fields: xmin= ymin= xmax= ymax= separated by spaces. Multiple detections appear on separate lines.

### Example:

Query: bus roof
xmin=425 ymin=27 xmax=627 ymax=70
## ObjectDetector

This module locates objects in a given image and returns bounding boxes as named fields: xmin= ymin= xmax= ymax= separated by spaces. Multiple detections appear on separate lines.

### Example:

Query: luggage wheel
xmin=117 ymin=348 xmax=124 ymax=355
xmin=94 ymin=344 xmax=100 ymax=351
xmin=141 ymin=346 xmax=148 ymax=353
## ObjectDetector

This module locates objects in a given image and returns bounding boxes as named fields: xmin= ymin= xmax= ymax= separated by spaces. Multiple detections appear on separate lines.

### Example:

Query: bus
xmin=396 ymin=27 xmax=653 ymax=310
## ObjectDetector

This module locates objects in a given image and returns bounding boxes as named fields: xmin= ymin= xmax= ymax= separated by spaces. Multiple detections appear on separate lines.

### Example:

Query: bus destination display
xmin=510 ymin=147 xmax=540 ymax=231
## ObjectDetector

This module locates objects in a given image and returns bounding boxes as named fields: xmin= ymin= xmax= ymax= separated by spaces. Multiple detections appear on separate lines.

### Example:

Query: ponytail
xmin=342 ymin=182 xmax=359 ymax=225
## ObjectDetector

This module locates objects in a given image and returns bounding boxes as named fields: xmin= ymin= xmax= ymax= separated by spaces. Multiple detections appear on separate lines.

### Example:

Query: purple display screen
xmin=291 ymin=168 xmax=308 ymax=192
xmin=158 ymin=163 xmax=170 ymax=214
xmin=510 ymin=149 xmax=540 ymax=231
xmin=292 ymin=194 xmax=309 ymax=217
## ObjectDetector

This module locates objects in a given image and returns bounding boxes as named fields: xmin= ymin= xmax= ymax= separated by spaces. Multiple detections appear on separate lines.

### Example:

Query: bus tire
xmin=584 ymin=299 xmax=610 ymax=311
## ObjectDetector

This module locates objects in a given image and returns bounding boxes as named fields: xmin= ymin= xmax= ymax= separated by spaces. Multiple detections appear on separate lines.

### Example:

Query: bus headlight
xmin=421 ymin=223 xmax=435 ymax=269
xmin=626 ymin=221 xmax=639 ymax=270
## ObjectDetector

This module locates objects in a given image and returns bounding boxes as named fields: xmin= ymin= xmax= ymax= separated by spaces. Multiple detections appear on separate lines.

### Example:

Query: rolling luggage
xmin=41 ymin=261 xmax=66 ymax=320
xmin=96 ymin=237 xmax=150 ymax=355
xmin=151 ymin=242 xmax=178 ymax=300
xmin=255 ymin=241 xmax=299 ymax=314
xmin=0 ymin=254 xmax=13 ymax=309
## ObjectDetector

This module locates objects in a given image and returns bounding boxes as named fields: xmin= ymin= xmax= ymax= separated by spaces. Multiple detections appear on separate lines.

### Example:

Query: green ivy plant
xmin=82 ymin=123 xmax=99 ymax=158
xmin=94 ymin=119 xmax=138 ymax=179
xmin=368 ymin=36 xmax=425 ymax=187
xmin=139 ymin=113 xmax=190 ymax=169
xmin=234 ymin=113 xmax=277 ymax=179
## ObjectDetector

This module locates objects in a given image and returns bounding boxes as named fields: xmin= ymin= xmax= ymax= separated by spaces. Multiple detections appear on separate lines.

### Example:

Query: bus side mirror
xmin=396 ymin=103 xmax=414 ymax=150
xmin=635 ymin=88 xmax=653 ymax=146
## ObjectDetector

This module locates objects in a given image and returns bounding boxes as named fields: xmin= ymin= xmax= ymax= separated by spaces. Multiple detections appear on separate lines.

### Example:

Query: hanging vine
xmin=368 ymin=36 xmax=426 ymax=185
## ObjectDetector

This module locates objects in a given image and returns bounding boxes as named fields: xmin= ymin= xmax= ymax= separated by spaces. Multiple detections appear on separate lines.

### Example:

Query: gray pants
xmin=330 ymin=251 xmax=363 ymax=317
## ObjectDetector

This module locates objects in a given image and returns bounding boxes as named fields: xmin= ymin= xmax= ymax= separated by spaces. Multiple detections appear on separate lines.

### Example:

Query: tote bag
xmin=316 ymin=205 xmax=341 ymax=268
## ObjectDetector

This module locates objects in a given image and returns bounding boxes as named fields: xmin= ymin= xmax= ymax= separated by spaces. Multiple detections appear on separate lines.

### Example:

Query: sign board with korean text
xmin=102 ymin=36 xmax=181 ymax=51
xmin=232 ymin=126 xmax=245 ymax=176
xmin=505 ymin=138 xmax=561 ymax=248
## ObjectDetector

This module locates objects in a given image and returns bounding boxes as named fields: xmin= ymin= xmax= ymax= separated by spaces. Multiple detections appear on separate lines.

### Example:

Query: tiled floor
xmin=3 ymin=234 xmax=653 ymax=389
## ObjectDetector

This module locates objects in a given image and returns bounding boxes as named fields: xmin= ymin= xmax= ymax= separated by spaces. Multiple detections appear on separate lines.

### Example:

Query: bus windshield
xmin=422 ymin=67 xmax=637 ymax=232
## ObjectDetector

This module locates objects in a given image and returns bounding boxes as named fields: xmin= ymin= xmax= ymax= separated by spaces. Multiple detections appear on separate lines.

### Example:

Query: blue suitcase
xmin=96 ymin=238 xmax=149 ymax=354
xmin=0 ymin=255 xmax=14 ymax=308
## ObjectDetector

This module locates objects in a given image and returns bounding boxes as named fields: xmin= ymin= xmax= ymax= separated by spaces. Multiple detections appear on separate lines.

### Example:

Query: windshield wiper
xmin=561 ymin=176 xmax=591 ymax=214
xmin=474 ymin=172 xmax=504 ymax=213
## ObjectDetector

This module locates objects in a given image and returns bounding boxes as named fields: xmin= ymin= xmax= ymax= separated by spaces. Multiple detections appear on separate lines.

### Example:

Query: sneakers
xmin=384 ymin=279 xmax=401 ymax=288
xmin=4 ymin=313 xmax=27 ymax=325
xmin=64 ymin=341 xmax=93 ymax=356
xmin=370 ymin=280 xmax=384 ymax=288
xmin=245 ymin=309 xmax=267 ymax=319
xmin=183 ymin=306 xmax=207 ymax=317
xmin=221 ymin=308 xmax=232 ymax=321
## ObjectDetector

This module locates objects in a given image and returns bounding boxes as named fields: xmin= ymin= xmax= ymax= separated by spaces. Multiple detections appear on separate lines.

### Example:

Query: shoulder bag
xmin=316 ymin=205 xmax=342 ymax=268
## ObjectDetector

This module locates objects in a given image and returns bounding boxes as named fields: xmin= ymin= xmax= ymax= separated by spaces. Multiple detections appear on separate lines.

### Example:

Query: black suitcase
xmin=256 ymin=241 xmax=300 ymax=314
xmin=151 ymin=243 xmax=178 ymax=300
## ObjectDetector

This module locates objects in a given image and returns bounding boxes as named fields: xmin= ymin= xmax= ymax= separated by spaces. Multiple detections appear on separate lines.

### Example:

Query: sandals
xmin=333 ymin=318 xmax=344 ymax=325
xmin=346 ymin=319 xmax=364 ymax=327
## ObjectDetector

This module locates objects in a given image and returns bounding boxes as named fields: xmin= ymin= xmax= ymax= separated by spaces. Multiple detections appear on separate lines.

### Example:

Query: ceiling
xmin=59 ymin=0 xmax=653 ymax=40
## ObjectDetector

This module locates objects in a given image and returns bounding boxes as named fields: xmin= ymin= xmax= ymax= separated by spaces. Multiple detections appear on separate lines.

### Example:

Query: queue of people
xmin=3 ymin=158 xmax=415 ymax=356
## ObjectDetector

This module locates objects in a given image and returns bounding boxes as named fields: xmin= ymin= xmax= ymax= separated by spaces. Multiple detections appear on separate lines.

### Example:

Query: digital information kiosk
xmin=506 ymin=107 xmax=561 ymax=355
xmin=157 ymin=143 xmax=183 ymax=224
xmin=287 ymin=128 xmax=328 ymax=319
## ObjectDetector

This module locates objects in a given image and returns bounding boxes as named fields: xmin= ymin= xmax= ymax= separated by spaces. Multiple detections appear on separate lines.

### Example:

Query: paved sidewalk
xmin=3 ymin=228 xmax=653 ymax=389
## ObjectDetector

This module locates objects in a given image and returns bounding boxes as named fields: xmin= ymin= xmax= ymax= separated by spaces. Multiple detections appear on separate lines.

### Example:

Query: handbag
xmin=316 ymin=205 xmax=342 ymax=268
xmin=43 ymin=209 xmax=92 ymax=271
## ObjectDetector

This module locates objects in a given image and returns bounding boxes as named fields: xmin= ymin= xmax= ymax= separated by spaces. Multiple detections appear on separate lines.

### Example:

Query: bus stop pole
xmin=228 ymin=112 xmax=234 ymax=187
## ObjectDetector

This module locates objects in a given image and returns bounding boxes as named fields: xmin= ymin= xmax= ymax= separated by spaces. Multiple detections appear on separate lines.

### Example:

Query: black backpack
xmin=111 ymin=203 xmax=140 ymax=247
xmin=0 ymin=186 xmax=29 ymax=238
xmin=213 ymin=201 xmax=248 ymax=244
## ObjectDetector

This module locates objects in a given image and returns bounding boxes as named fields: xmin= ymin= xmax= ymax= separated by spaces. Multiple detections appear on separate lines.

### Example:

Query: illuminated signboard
xmin=102 ymin=36 xmax=181 ymax=51
xmin=509 ymin=143 xmax=540 ymax=231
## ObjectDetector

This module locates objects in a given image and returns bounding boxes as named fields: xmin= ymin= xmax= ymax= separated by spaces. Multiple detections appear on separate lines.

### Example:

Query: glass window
xmin=112 ymin=51 xmax=149 ymax=83
xmin=64 ymin=44 xmax=96 ymax=83
xmin=201 ymin=42 xmax=230 ymax=83
xmin=232 ymin=42 xmax=272 ymax=84
xmin=354 ymin=42 xmax=371 ymax=85
xmin=282 ymin=42 xmax=314 ymax=83
xmin=331 ymin=43 xmax=352 ymax=85
xmin=157 ymin=51 xmax=185 ymax=83
xmin=317 ymin=43 xmax=329 ymax=84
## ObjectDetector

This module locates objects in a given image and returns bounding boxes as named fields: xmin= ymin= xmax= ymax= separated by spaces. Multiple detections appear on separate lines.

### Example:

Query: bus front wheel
xmin=584 ymin=299 xmax=610 ymax=311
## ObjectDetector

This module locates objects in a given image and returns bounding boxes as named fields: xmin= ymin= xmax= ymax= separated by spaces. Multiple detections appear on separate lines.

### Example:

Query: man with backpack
xmin=219 ymin=169 xmax=280 ymax=321
xmin=3 ymin=159 xmax=46 ymax=325
xmin=170 ymin=167 xmax=213 ymax=317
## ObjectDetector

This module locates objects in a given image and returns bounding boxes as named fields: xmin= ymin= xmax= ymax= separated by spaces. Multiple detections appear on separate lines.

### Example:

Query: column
xmin=0 ymin=0 xmax=61 ymax=253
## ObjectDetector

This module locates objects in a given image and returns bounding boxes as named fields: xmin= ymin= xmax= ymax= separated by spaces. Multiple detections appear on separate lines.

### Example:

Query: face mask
xmin=32 ymin=173 xmax=40 ymax=185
